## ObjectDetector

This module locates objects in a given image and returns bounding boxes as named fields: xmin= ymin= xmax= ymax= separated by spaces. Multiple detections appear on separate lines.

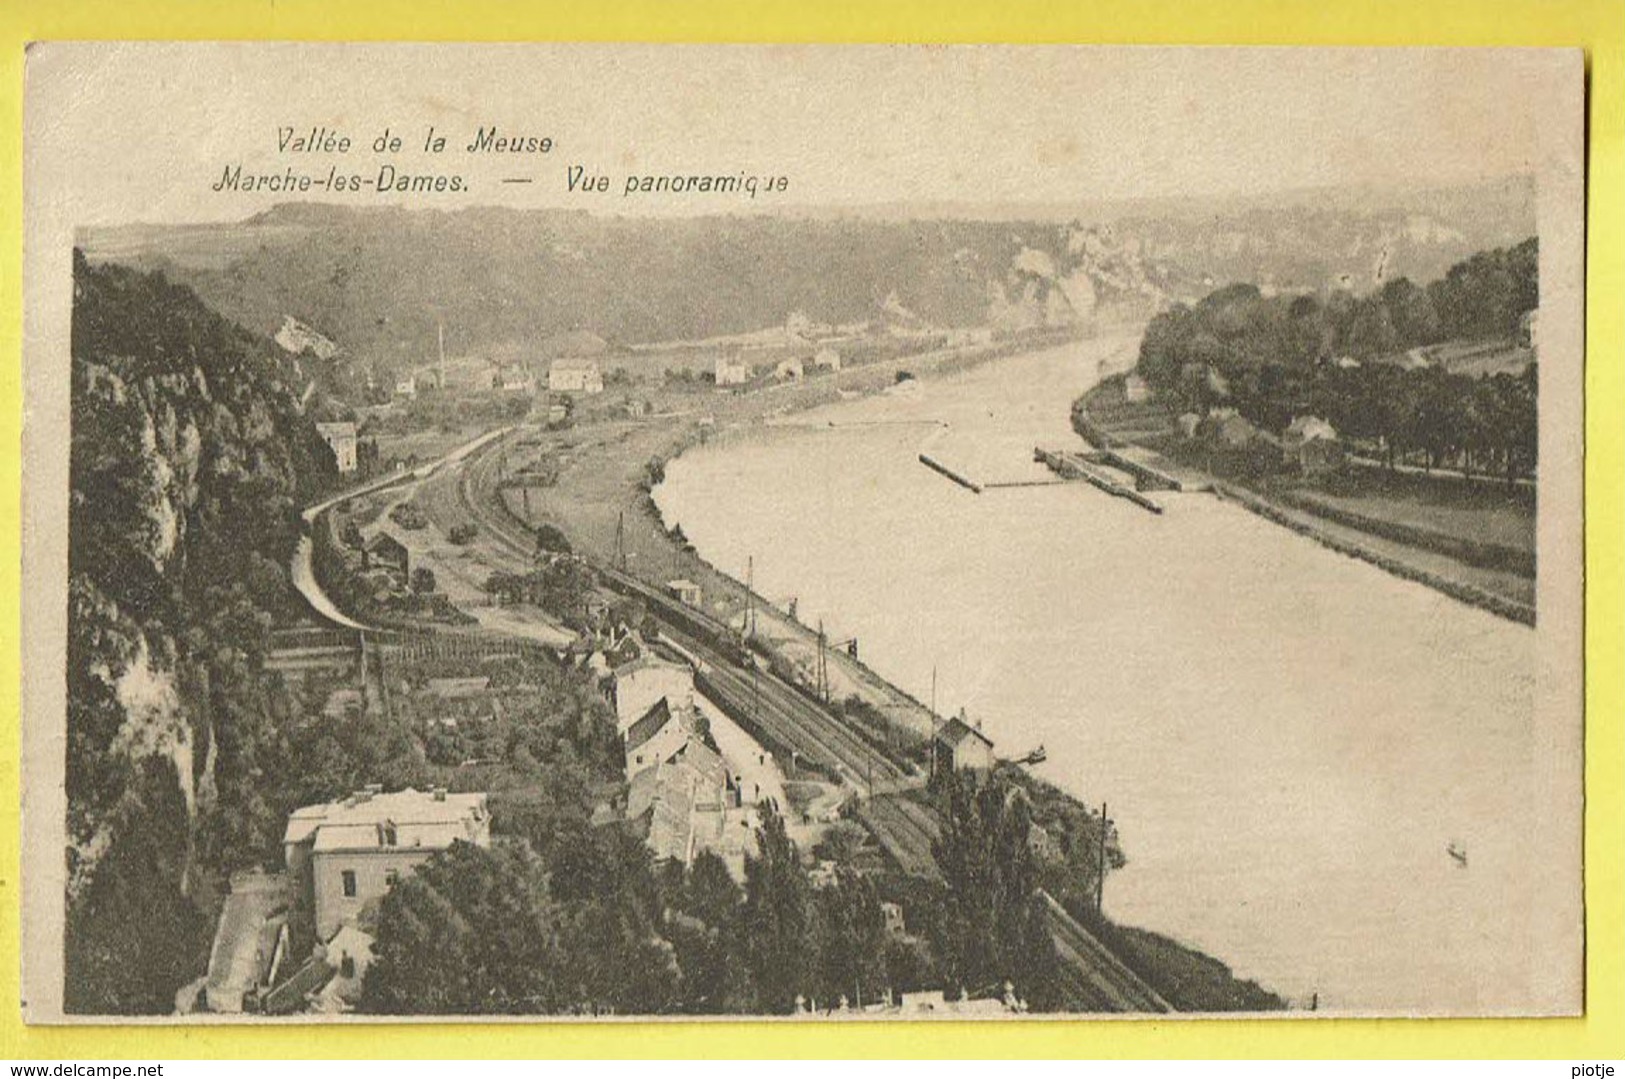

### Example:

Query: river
xmin=653 ymin=332 xmax=1570 ymax=1015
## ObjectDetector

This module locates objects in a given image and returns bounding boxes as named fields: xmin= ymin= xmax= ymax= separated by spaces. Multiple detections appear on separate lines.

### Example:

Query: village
xmin=176 ymin=302 xmax=1191 ymax=1019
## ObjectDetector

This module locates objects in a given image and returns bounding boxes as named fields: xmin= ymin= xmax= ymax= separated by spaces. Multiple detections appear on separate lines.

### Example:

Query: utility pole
xmin=1096 ymin=801 xmax=1110 ymax=913
xmin=929 ymin=665 xmax=938 ymax=783
xmin=817 ymin=619 xmax=828 ymax=703
xmin=615 ymin=511 xmax=627 ymax=571
xmin=436 ymin=319 xmax=446 ymax=390
xmin=745 ymin=555 xmax=756 ymax=639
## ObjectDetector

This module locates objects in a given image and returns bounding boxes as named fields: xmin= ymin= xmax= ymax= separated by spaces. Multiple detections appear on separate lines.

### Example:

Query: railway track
xmin=856 ymin=795 xmax=942 ymax=880
xmin=449 ymin=427 xmax=910 ymax=790
xmin=1040 ymin=891 xmax=1172 ymax=1014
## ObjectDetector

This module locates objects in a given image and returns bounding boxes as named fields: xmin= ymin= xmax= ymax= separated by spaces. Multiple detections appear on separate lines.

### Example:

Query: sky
xmin=24 ymin=43 xmax=1575 ymax=225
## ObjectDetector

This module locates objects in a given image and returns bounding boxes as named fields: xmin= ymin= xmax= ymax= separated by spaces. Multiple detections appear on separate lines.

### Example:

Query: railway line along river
xmin=653 ymin=330 xmax=1575 ymax=1014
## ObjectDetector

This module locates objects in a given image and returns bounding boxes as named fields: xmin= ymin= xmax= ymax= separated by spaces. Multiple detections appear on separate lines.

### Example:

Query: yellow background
xmin=1 ymin=0 xmax=1620 ymax=1060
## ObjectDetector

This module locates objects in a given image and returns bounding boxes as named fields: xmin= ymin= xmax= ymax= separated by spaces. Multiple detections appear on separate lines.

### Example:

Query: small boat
xmin=1447 ymin=841 xmax=1468 ymax=868
xmin=1017 ymin=744 xmax=1047 ymax=765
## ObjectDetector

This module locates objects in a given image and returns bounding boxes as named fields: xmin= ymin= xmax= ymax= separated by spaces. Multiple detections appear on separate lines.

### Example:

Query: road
xmin=446 ymin=425 xmax=917 ymax=793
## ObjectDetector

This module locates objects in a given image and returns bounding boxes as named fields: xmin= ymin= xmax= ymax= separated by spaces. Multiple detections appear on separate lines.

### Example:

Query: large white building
xmin=283 ymin=786 xmax=490 ymax=939
xmin=548 ymin=358 xmax=604 ymax=394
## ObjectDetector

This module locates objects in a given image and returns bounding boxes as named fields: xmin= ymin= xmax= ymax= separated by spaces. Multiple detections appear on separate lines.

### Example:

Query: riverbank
xmin=504 ymin=327 xmax=1093 ymax=744
xmin=1073 ymin=376 xmax=1536 ymax=626
xmin=495 ymin=325 xmax=1287 ymax=1011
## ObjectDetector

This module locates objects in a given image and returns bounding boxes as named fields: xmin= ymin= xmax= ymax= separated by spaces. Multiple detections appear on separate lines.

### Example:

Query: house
xmin=1180 ymin=362 xmax=1230 ymax=400
xmin=625 ymin=741 xmax=728 ymax=866
xmin=1519 ymin=308 xmax=1540 ymax=351
xmin=1204 ymin=408 xmax=1258 ymax=450
xmin=315 ymin=422 xmax=358 ymax=474
xmin=715 ymin=356 xmax=752 ymax=386
xmin=623 ymin=698 xmax=702 ymax=778
xmin=548 ymin=358 xmax=604 ymax=394
xmin=494 ymin=364 xmax=536 ymax=394
xmin=362 ymin=531 xmax=409 ymax=578
xmin=1176 ymin=412 xmax=1203 ymax=441
xmin=812 ymin=347 xmax=842 ymax=372
xmin=394 ymin=374 xmax=417 ymax=398
xmin=283 ymin=786 xmax=490 ymax=939
xmin=666 ymin=578 xmax=702 ymax=606
xmin=933 ymin=714 xmax=995 ymax=775
xmin=879 ymin=901 xmax=908 ymax=939
xmin=1123 ymin=374 xmax=1150 ymax=403
xmin=612 ymin=652 xmax=695 ymax=733
xmin=774 ymin=357 xmax=805 ymax=381
xmin=1282 ymin=415 xmax=1345 ymax=476
xmin=275 ymin=316 xmax=339 ymax=361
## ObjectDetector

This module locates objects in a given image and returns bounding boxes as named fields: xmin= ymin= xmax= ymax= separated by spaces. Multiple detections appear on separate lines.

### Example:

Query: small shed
xmin=666 ymin=579 xmax=702 ymax=606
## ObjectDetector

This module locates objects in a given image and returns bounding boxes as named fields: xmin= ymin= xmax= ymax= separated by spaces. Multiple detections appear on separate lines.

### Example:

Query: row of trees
xmin=1134 ymin=238 xmax=1538 ymax=479
xmin=1225 ymin=361 xmax=1538 ymax=480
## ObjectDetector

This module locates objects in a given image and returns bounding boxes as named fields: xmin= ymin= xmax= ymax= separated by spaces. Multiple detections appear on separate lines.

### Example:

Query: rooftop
xmin=935 ymin=716 xmax=994 ymax=749
xmin=284 ymin=787 xmax=488 ymax=855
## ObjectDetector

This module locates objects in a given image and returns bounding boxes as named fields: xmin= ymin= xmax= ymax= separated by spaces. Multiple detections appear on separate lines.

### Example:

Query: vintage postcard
xmin=19 ymin=43 xmax=1585 ymax=1023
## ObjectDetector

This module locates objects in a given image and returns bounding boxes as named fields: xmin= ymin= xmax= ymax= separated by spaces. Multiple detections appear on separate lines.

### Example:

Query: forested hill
xmin=76 ymin=179 xmax=1533 ymax=375
xmin=66 ymin=251 xmax=338 ymax=1012
xmin=82 ymin=205 xmax=1152 ymax=368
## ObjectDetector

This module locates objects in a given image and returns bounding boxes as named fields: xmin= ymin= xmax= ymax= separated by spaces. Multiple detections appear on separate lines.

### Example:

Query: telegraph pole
xmin=745 ymin=555 xmax=758 ymax=639
xmin=1096 ymin=801 xmax=1110 ymax=912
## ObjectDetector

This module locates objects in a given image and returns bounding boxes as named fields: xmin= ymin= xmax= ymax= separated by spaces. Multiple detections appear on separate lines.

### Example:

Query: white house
xmin=775 ymin=357 xmax=805 ymax=381
xmin=933 ymin=714 xmax=995 ymax=775
xmin=715 ymin=356 xmax=751 ymax=386
xmin=612 ymin=653 xmax=696 ymax=733
xmin=548 ymin=358 xmax=605 ymax=394
xmin=812 ymin=347 xmax=842 ymax=372
xmin=495 ymin=364 xmax=536 ymax=394
xmin=1123 ymin=374 xmax=1150 ymax=403
xmin=1519 ymin=308 xmax=1540 ymax=351
xmin=315 ymin=421 xmax=359 ymax=474
xmin=283 ymin=786 xmax=490 ymax=939
xmin=394 ymin=374 xmax=417 ymax=398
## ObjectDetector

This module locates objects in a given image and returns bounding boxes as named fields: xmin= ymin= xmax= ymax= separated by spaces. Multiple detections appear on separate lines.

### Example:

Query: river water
xmin=654 ymin=333 xmax=1567 ymax=1014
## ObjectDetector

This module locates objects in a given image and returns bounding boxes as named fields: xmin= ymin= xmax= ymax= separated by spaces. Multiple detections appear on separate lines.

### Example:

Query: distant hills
xmin=78 ymin=175 xmax=1535 ymax=378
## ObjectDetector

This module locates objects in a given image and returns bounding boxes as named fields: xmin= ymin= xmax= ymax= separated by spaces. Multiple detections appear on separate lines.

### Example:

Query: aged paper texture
xmin=20 ymin=43 xmax=1585 ymax=1023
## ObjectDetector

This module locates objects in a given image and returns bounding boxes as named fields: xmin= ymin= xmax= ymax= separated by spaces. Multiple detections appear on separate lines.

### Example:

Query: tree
xmin=360 ymin=840 xmax=565 ymax=1014
xmin=741 ymin=805 xmax=814 ymax=1012
xmin=931 ymin=771 xmax=1060 ymax=1007
xmin=534 ymin=523 xmax=572 ymax=558
xmin=410 ymin=567 xmax=437 ymax=594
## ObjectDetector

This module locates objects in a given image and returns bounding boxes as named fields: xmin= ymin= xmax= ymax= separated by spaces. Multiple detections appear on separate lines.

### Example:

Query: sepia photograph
xmin=19 ymin=43 xmax=1585 ymax=1024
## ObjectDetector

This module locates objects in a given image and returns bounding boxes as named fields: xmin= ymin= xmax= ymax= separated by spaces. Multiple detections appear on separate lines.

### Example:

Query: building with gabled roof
xmin=933 ymin=714 xmax=995 ymax=775
xmin=363 ymin=531 xmax=409 ymax=577
xmin=611 ymin=652 xmax=695 ymax=733
xmin=548 ymin=358 xmax=604 ymax=394
xmin=283 ymin=786 xmax=490 ymax=939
